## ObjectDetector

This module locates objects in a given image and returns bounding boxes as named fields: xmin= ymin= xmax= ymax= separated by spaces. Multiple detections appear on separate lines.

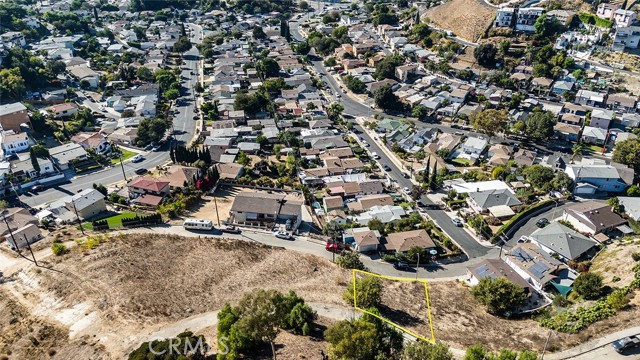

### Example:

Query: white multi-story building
xmin=495 ymin=8 xmax=516 ymax=28
xmin=612 ymin=26 xmax=640 ymax=51
xmin=597 ymin=3 xmax=618 ymax=19
xmin=515 ymin=7 xmax=545 ymax=32
xmin=614 ymin=9 xmax=636 ymax=28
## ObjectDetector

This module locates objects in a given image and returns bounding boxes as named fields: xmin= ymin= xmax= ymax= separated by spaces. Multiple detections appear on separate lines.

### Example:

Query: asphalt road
xmin=22 ymin=45 xmax=201 ymax=208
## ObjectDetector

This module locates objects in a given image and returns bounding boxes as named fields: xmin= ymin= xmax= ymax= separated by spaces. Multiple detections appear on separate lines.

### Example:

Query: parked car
xmin=518 ymin=235 xmax=529 ymax=243
xmin=452 ymin=218 xmax=463 ymax=227
xmin=382 ymin=164 xmax=391 ymax=171
xmin=131 ymin=155 xmax=145 ymax=163
xmin=611 ymin=336 xmax=640 ymax=353
xmin=371 ymin=152 xmax=380 ymax=160
xmin=536 ymin=218 xmax=549 ymax=228
xmin=402 ymin=173 xmax=410 ymax=179
xmin=403 ymin=187 xmax=410 ymax=193
xmin=393 ymin=261 xmax=410 ymax=271
xmin=326 ymin=242 xmax=348 ymax=253
xmin=135 ymin=168 xmax=148 ymax=175
xmin=274 ymin=231 xmax=292 ymax=240
xmin=31 ymin=185 xmax=42 ymax=193
xmin=222 ymin=225 xmax=241 ymax=234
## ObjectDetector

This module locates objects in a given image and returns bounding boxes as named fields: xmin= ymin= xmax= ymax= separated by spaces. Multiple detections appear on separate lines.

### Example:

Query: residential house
xmin=620 ymin=113 xmax=640 ymax=128
xmin=158 ymin=165 xmax=200 ymax=190
xmin=1 ymin=132 xmax=30 ymax=155
xmin=618 ymin=197 xmax=640 ymax=221
xmin=606 ymin=94 xmax=636 ymax=113
xmin=346 ymin=194 xmax=394 ymax=212
xmin=229 ymin=191 xmax=304 ymax=230
xmin=566 ymin=163 xmax=633 ymax=193
xmin=47 ymin=103 xmax=79 ymax=119
xmin=0 ymin=103 xmax=30 ymax=132
xmin=461 ymin=136 xmax=488 ymax=156
xmin=452 ymin=180 xmax=512 ymax=194
xmin=581 ymin=126 xmax=607 ymax=145
xmin=11 ymin=156 xmax=55 ymax=180
xmin=513 ymin=149 xmax=536 ymax=167
xmin=51 ymin=188 xmax=106 ymax=221
xmin=590 ymin=109 xmax=614 ymax=129
xmin=395 ymin=64 xmax=418 ymax=82
xmin=562 ymin=201 xmax=627 ymax=235
xmin=49 ymin=143 xmax=88 ymax=170
xmin=529 ymin=222 xmax=599 ymax=262
xmin=385 ymin=229 xmax=436 ymax=254
xmin=552 ymin=80 xmax=574 ymax=95
xmin=353 ymin=205 xmax=406 ymax=224
xmin=467 ymin=188 xmax=521 ymax=216
xmin=215 ymin=162 xmax=244 ymax=179
xmin=554 ymin=117 xmax=581 ymax=140
xmin=467 ymin=259 xmax=533 ymax=297
xmin=614 ymin=9 xmax=636 ymax=27
xmin=0 ymin=208 xmax=40 ymax=249
xmin=487 ymin=144 xmax=512 ymax=166
xmin=612 ymin=26 xmax=640 ymax=51
xmin=128 ymin=177 xmax=170 ymax=207
xmin=575 ymin=90 xmax=605 ymax=107
xmin=597 ymin=3 xmax=619 ymax=19
xmin=547 ymin=9 xmax=575 ymax=26
xmin=343 ymin=227 xmax=381 ymax=252
xmin=71 ymin=132 xmax=109 ymax=153
xmin=323 ymin=195 xmax=344 ymax=212
xmin=68 ymin=66 xmax=100 ymax=88
xmin=504 ymin=242 xmax=571 ymax=291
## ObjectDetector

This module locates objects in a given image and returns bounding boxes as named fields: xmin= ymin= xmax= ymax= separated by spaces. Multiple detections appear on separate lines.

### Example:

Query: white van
xmin=183 ymin=219 xmax=214 ymax=231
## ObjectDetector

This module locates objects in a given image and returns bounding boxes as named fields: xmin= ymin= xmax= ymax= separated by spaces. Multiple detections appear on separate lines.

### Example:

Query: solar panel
xmin=530 ymin=262 xmax=550 ymax=280
xmin=512 ymin=248 xmax=533 ymax=261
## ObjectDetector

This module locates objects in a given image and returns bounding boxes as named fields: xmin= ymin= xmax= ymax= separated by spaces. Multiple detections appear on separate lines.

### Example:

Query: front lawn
xmin=586 ymin=145 xmax=604 ymax=153
xmin=111 ymin=149 xmax=137 ymax=164
xmin=452 ymin=158 xmax=474 ymax=166
xmin=82 ymin=211 xmax=141 ymax=230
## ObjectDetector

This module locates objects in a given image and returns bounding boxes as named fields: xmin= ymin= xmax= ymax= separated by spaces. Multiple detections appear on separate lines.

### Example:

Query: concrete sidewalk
xmin=544 ymin=326 xmax=640 ymax=360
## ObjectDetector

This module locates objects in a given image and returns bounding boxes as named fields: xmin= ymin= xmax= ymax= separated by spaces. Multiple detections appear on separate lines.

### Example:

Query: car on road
xmin=152 ymin=146 xmax=161 ymax=152
xmin=518 ymin=235 xmax=529 ymax=243
xmin=371 ymin=152 xmax=380 ymax=159
xmin=536 ymin=218 xmax=549 ymax=228
xmin=402 ymin=173 xmax=410 ymax=179
xmin=31 ymin=185 xmax=42 ymax=193
xmin=135 ymin=168 xmax=148 ymax=175
xmin=393 ymin=261 xmax=410 ymax=271
xmin=382 ymin=164 xmax=391 ymax=171
xmin=131 ymin=154 xmax=145 ymax=163
xmin=611 ymin=336 xmax=640 ymax=353
xmin=190 ymin=71 xmax=195 ymax=75
xmin=193 ymin=115 xmax=199 ymax=120
xmin=403 ymin=187 xmax=410 ymax=193
xmin=454 ymin=131 xmax=464 ymax=136
xmin=274 ymin=231 xmax=293 ymax=240
xmin=452 ymin=218 xmax=463 ymax=227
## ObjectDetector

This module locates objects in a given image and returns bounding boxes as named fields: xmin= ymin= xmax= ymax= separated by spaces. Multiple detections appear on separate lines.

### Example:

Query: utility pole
xmin=2 ymin=212 xmax=19 ymax=252
xmin=23 ymin=234 xmax=38 ymax=267
xmin=415 ymin=251 xmax=420 ymax=280
xmin=112 ymin=143 xmax=128 ymax=183
xmin=541 ymin=330 xmax=554 ymax=360
xmin=213 ymin=193 xmax=220 ymax=227
xmin=71 ymin=198 xmax=85 ymax=236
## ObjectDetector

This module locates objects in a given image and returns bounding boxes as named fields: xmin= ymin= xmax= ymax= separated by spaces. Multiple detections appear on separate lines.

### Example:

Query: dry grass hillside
xmin=425 ymin=0 xmax=495 ymax=42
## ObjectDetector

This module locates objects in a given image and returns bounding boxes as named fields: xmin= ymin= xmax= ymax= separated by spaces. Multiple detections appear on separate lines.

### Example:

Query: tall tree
xmin=472 ymin=109 xmax=508 ymax=140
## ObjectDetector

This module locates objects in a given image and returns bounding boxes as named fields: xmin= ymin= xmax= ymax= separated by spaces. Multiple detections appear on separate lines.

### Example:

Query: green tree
xmin=343 ymin=74 xmax=366 ymax=93
xmin=473 ymin=43 xmax=497 ymax=68
xmin=573 ymin=272 xmax=603 ymax=300
xmin=471 ymin=277 xmax=527 ymax=316
xmin=29 ymin=148 xmax=41 ymax=174
xmin=327 ymin=103 xmax=344 ymax=121
xmin=343 ymin=275 xmax=383 ymax=309
xmin=323 ymin=220 xmax=343 ymax=242
xmin=295 ymin=41 xmax=311 ymax=55
xmin=525 ymin=111 xmax=556 ymax=141
xmin=571 ymin=143 xmax=584 ymax=161
xmin=627 ymin=184 xmax=640 ymax=197
xmin=403 ymin=340 xmax=453 ymax=360
xmin=136 ymin=118 xmax=168 ymax=146
xmin=172 ymin=36 xmax=192 ymax=53
xmin=551 ymin=172 xmax=573 ymax=191
xmin=299 ymin=0 xmax=308 ymax=9
xmin=129 ymin=331 xmax=208 ymax=360
xmin=233 ymin=289 xmax=282 ymax=358
xmin=411 ymin=105 xmax=430 ymax=120
xmin=613 ymin=138 xmax=640 ymax=172
xmin=375 ymin=85 xmax=402 ymax=112
xmin=522 ymin=164 xmax=555 ymax=191
xmin=163 ymin=88 xmax=180 ymax=100
xmin=253 ymin=25 xmax=267 ymax=39
xmin=136 ymin=66 xmax=154 ymax=81
xmin=0 ymin=67 xmax=26 ymax=98
xmin=336 ymin=252 xmax=366 ymax=270
xmin=367 ymin=218 xmax=384 ymax=234
xmin=237 ymin=151 xmax=251 ymax=166
xmin=259 ymin=58 xmax=281 ymax=77
xmin=472 ymin=109 xmax=508 ymax=140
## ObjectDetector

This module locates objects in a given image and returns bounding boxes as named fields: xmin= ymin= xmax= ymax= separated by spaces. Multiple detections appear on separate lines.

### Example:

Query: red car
xmin=325 ymin=242 xmax=348 ymax=253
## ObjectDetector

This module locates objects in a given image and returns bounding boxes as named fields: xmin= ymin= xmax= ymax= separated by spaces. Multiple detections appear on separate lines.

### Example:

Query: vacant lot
xmin=591 ymin=240 xmax=640 ymax=287
xmin=1 ymin=234 xmax=349 ymax=359
xmin=425 ymin=0 xmax=495 ymax=42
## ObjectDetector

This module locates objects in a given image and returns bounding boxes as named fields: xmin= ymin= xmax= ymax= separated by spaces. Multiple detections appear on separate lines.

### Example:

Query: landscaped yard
xmin=82 ymin=211 xmax=141 ymax=230
xmin=452 ymin=158 xmax=474 ymax=166
xmin=586 ymin=144 xmax=604 ymax=153
xmin=110 ymin=149 xmax=137 ymax=164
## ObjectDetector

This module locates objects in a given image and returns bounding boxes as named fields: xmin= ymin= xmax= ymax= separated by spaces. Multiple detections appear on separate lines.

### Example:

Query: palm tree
xmin=571 ymin=143 xmax=584 ymax=162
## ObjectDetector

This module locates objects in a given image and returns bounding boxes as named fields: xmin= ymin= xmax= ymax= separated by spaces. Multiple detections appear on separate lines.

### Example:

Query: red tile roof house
xmin=71 ymin=132 xmax=109 ymax=153
xmin=128 ymin=177 xmax=170 ymax=208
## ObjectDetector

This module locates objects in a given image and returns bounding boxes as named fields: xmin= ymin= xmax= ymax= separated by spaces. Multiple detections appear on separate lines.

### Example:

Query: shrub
xmin=51 ymin=243 xmax=67 ymax=256
xmin=343 ymin=275 xmax=383 ymax=309
xmin=335 ymin=252 xmax=366 ymax=270
xmin=573 ymin=272 xmax=604 ymax=300
xmin=612 ymin=276 xmax=621 ymax=282
xmin=552 ymin=294 xmax=570 ymax=308
xmin=632 ymin=252 xmax=640 ymax=262
xmin=471 ymin=277 xmax=527 ymax=316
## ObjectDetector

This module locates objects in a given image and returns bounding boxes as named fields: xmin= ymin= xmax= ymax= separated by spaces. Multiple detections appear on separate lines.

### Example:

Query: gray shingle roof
xmin=530 ymin=222 xmax=597 ymax=260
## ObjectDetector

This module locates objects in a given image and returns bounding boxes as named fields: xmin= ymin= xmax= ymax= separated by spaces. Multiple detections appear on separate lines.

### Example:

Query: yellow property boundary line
xmin=352 ymin=269 xmax=436 ymax=343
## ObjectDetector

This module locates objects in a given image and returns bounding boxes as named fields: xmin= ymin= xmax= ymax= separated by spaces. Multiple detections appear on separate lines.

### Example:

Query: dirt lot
xmin=376 ymin=277 xmax=640 ymax=353
xmin=0 ymin=234 xmax=349 ymax=359
xmin=591 ymin=239 xmax=640 ymax=287
xmin=425 ymin=0 xmax=495 ymax=42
